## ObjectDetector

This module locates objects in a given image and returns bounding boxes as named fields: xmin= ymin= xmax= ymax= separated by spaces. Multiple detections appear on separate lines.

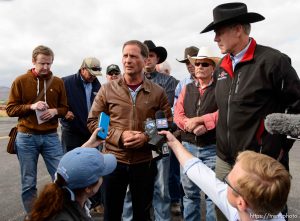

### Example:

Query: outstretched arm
xmin=158 ymin=130 xmax=194 ymax=166
xmin=82 ymin=128 xmax=105 ymax=148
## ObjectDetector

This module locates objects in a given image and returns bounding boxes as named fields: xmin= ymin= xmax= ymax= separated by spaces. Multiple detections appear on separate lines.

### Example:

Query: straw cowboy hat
xmin=200 ymin=2 xmax=265 ymax=33
xmin=188 ymin=47 xmax=220 ymax=66
xmin=176 ymin=46 xmax=199 ymax=63
xmin=143 ymin=40 xmax=167 ymax=64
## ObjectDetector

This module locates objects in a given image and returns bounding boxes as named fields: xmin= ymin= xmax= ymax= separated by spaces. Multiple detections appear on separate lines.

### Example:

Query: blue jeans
xmin=169 ymin=149 xmax=181 ymax=203
xmin=153 ymin=154 xmax=171 ymax=221
xmin=123 ymin=154 xmax=171 ymax=221
xmin=15 ymin=132 xmax=63 ymax=213
xmin=181 ymin=142 xmax=216 ymax=221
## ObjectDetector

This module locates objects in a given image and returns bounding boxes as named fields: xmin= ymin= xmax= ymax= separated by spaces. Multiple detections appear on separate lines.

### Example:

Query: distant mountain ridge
xmin=0 ymin=86 xmax=10 ymax=102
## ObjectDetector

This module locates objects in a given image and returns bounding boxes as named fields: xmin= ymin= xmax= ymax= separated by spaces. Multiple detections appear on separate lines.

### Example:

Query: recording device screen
xmin=144 ymin=118 xmax=157 ymax=138
xmin=144 ymin=110 xmax=172 ymax=157
xmin=156 ymin=118 xmax=168 ymax=130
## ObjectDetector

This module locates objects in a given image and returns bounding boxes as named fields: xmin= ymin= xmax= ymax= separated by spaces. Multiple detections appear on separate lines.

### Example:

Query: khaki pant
xmin=215 ymin=156 xmax=233 ymax=221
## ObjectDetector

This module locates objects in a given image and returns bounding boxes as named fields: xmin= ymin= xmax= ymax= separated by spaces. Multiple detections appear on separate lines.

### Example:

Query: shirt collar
xmin=80 ymin=75 xmax=91 ymax=84
xmin=230 ymin=38 xmax=252 ymax=69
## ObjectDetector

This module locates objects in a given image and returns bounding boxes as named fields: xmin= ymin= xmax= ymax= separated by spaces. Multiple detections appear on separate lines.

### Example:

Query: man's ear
xmin=236 ymin=196 xmax=248 ymax=212
xmin=235 ymin=24 xmax=244 ymax=37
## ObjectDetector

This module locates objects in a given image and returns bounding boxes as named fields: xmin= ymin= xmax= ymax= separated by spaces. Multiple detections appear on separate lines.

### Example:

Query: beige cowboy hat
xmin=188 ymin=47 xmax=220 ymax=66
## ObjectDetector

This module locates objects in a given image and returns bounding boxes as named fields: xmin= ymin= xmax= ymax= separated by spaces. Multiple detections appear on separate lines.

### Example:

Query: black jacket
xmin=215 ymin=39 xmax=300 ymax=165
xmin=61 ymin=72 xmax=101 ymax=137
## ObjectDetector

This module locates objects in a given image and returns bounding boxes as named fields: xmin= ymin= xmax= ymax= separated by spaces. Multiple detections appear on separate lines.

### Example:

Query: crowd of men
xmin=6 ymin=2 xmax=300 ymax=221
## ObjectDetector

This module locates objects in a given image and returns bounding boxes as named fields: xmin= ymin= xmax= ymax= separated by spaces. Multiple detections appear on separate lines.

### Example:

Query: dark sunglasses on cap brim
xmin=88 ymin=67 xmax=102 ymax=72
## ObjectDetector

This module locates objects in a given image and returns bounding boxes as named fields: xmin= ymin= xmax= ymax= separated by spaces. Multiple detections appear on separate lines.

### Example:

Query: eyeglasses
xmin=107 ymin=71 xmax=120 ymax=76
xmin=194 ymin=62 xmax=211 ymax=67
xmin=223 ymin=174 xmax=242 ymax=196
xmin=88 ymin=67 xmax=102 ymax=72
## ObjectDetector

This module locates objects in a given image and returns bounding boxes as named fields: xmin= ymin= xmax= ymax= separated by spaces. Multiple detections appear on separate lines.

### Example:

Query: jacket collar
xmin=118 ymin=75 xmax=151 ymax=93
xmin=144 ymin=71 xmax=158 ymax=79
xmin=220 ymin=38 xmax=257 ymax=78
xmin=76 ymin=71 xmax=100 ymax=88
xmin=30 ymin=68 xmax=53 ymax=80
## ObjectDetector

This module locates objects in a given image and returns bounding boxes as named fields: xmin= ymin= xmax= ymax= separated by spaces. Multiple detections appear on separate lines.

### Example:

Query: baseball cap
xmin=56 ymin=147 xmax=117 ymax=189
xmin=81 ymin=57 xmax=102 ymax=76
xmin=106 ymin=64 xmax=121 ymax=75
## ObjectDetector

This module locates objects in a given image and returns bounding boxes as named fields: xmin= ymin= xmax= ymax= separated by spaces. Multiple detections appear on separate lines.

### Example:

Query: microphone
xmin=155 ymin=110 xmax=168 ymax=131
xmin=154 ymin=110 xmax=177 ymax=132
xmin=264 ymin=113 xmax=300 ymax=139
xmin=144 ymin=110 xmax=177 ymax=156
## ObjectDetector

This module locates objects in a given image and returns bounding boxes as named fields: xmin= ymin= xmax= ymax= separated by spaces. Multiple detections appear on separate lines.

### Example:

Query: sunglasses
xmin=194 ymin=62 xmax=211 ymax=67
xmin=88 ymin=67 xmax=102 ymax=72
xmin=223 ymin=174 xmax=242 ymax=196
xmin=107 ymin=71 xmax=120 ymax=76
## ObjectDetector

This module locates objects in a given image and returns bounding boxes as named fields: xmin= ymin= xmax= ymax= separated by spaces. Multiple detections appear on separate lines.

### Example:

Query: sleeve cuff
xmin=107 ymin=127 xmax=123 ymax=146
xmin=202 ymin=113 xmax=216 ymax=130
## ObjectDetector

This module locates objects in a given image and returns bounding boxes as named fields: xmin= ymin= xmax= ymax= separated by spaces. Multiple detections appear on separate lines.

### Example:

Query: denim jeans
xmin=215 ymin=156 xmax=233 ymax=221
xmin=122 ymin=154 xmax=171 ymax=221
xmin=169 ymin=149 xmax=181 ymax=203
xmin=15 ymin=132 xmax=63 ymax=213
xmin=181 ymin=142 xmax=216 ymax=221
xmin=153 ymin=154 xmax=171 ymax=221
xmin=122 ymin=186 xmax=133 ymax=221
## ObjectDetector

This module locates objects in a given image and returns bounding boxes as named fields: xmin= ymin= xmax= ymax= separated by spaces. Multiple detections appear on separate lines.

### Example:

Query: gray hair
xmin=229 ymin=23 xmax=251 ymax=35
xmin=242 ymin=23 xmax=251 ymax=35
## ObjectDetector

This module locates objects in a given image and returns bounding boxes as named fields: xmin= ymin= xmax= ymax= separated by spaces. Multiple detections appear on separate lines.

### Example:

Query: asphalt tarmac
xmin=0 ymin=117 xmax=299 ymax=221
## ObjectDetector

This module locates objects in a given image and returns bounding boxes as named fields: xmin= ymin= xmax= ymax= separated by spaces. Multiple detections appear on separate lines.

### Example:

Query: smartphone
xmin=97 ymin=112 xmax=110 ymax=139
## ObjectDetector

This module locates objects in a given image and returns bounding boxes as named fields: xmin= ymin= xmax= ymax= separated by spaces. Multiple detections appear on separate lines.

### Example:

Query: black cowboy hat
xmin=200 ymin=2 xmax=265 ymax=33
xmin=143 ymin=40 xmax=167 ymax=64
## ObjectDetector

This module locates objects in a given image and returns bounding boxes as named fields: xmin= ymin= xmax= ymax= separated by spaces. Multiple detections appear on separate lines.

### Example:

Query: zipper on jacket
xmin=226 ymin=81 xmax=235 ymax=149
xmin=130 ymin=92 xmax=136 ymax=130
xmin=129 ymin=86 xmax=142 ymax=130
xmin=227 ymin=71 xmax=241 ymax=149
xmin=234 ymin=72 xmax=241 ymax=94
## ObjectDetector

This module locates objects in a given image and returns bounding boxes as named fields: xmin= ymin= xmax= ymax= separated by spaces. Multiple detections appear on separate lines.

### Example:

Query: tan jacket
xmin=87 ymin=76 xmax=172 ymax=164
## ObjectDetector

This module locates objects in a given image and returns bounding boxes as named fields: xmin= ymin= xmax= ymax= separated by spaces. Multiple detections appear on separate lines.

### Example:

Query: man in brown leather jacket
xmin=87 ymin=40 xmax=172 ymax=221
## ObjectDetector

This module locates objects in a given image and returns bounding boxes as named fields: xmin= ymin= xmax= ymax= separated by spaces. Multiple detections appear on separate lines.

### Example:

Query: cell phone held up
xmin=97 ymin=112 xmax=110 ymax=140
